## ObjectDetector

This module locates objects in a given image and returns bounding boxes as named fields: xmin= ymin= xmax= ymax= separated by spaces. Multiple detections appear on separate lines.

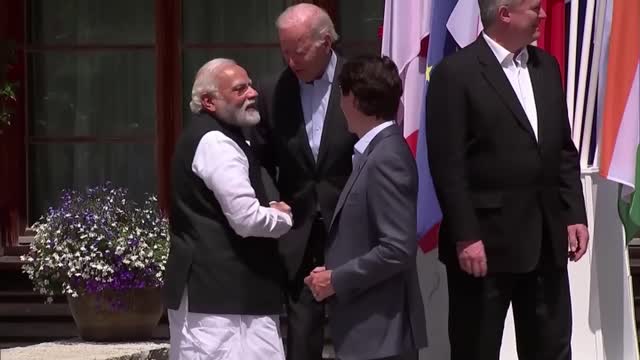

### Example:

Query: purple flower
xmin=21 ymin=183 xmax=170 ymax=300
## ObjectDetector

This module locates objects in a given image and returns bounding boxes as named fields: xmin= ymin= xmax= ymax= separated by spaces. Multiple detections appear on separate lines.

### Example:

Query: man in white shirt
xmin=249 ymin=4 xmax=357 ymax=359
xmin=163 ymin=58 xmax=293 ymax=360
xmin=426 ymin=1 xmax=589 ymax=359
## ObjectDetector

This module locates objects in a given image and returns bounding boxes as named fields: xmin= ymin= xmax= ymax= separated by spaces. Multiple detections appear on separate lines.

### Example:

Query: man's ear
xmin=201 ymin=94 xmax=216 ymax=112
xmin=321 ymin=34 xmax=332 ymax=54
xmin=349 ymin=93 xmax=363 ymax=114
xmin=497 ymin=5 xmax=511 ymax=24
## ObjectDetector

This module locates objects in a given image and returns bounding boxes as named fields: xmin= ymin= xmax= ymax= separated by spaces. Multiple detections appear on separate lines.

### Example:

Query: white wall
xmin=417 ymin=249 xmax=450 ymax=360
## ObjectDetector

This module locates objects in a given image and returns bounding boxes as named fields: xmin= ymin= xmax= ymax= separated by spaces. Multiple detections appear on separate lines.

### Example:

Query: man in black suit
xmin=250 ymin=3 xmax=357 ymax=359
xmin=426 ymin=1 xmax=589 ymax=359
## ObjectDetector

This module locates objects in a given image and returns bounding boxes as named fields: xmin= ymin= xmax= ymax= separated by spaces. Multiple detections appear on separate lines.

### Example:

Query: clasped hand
xmin=304 ymin=266 xmax=335 ymax=302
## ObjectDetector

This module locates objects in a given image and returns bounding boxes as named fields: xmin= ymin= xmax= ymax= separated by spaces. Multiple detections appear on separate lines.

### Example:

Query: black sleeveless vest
xmin=164 ymin=112 xmax=284 ymax=315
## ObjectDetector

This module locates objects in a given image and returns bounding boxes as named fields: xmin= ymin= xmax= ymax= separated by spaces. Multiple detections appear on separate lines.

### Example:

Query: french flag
xmin=382 ymin=0 xmax=486 ymax=253
xmin=381 ymin=0 xmax=441 ymax=253
xmin=382 ymin=2 xmax=485 ymax=356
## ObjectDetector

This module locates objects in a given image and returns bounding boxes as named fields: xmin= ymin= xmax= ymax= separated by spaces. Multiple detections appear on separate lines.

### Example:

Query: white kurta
xmin=168 ymin=130 xmax=291 ymax=359
xmin=169 ymin=291 xmax=285 ymax=360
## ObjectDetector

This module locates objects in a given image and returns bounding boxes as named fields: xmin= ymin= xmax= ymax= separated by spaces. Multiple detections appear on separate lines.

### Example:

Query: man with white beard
xmin=163 ymin=58 xmax=293 ymax=360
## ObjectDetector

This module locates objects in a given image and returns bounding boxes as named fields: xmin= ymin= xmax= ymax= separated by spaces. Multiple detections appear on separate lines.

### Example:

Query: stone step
xmin=0 ymin=303 xmax=71 ymax=317
xmin=0 ymin=321 xmax=79 ymax=339
xmin=630 ymin=258 xmax=640 ymax=276
xmin=0 ymin=342 xmax=40 ymax=350
xmin=0 ymin=256 xmax=25 ymax=271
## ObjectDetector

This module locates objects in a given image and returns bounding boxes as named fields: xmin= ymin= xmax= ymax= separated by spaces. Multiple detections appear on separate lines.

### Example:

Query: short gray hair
xmin=189 ymin=58 xmax=236 ymax=114
xmin=276 ymin=3 xmax=339 ymax=43
xmin=478 ymin=0 xmax=522 ymax=28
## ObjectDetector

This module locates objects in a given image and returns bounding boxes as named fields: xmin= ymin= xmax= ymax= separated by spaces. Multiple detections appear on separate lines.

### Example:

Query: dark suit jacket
xmin=326 ymin=125 xmax=427 ymax=360
xmin=426 ymin=37 xmax=587 ymax=273
xmin=251 ymin=56 xmax=357 ymax=278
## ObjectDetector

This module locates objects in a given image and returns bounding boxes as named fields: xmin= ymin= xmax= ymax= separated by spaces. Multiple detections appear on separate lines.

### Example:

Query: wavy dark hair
xmin=338 ymin=55 xmax=403 ymax=121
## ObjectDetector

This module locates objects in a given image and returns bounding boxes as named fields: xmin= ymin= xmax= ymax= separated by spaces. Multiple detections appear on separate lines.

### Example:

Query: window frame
xmin=0 ymin=0 xmax=381 ymax=252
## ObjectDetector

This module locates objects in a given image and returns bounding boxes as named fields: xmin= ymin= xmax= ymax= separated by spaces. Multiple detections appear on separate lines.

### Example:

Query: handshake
xmin=304 ymin=266 xmax=335 ymax=302
xmin=269 ymin=201 xmax=292 ymax=216
xmin=268 ymin=201 xmax=334 ymax=301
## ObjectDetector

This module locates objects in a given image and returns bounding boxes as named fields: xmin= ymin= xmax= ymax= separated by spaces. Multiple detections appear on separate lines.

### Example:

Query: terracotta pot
xmin=67 ymin=287 xmax=164 ymax=342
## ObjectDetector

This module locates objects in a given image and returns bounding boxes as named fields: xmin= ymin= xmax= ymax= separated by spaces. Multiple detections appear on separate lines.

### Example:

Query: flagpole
xmin=567 ymin=0 xmax=580 ymax=133
xmin=572 ymin=0 xmax=596 ymax=149
xmin=580 ymin=0 xmax=607 ymax=170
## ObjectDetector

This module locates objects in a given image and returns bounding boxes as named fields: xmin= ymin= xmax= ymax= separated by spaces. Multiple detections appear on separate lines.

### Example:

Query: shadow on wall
xmin=590 ymin=175 xmax=638 ymax=360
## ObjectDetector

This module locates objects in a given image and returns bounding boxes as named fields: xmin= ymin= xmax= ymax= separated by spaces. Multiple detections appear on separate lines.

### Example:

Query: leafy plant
xmin=0 ymin=81 xmax=16 ymax=132
xmin=0 ymin=40 xmax=17 ymax=134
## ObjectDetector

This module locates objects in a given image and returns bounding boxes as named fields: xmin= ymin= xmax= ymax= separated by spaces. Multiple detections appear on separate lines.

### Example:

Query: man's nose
xmin=287 ymin=57 xmax=296 ymax=68
xmin=247 ymin=86 xmax=258 ymax=99
xmin=539 ymin=7 xmax=547 ymax=19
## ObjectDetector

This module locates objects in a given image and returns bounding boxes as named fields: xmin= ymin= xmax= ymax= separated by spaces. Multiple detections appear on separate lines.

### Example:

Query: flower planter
xmin=67 ymin=287 xmax=164 ymax=342
xmin=21 ymin=184 xmax=170 ymax=342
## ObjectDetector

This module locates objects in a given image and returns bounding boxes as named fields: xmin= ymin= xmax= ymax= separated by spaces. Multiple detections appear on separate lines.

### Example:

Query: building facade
xmin=0 ymin=0 xmax=384 ymax=254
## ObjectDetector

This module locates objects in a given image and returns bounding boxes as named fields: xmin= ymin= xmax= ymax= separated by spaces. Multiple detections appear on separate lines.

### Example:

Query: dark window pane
xmin=338 ymin=0 xmax=384 ymax=43
xmin=182 ymin=48 xmax=283 ymax=123
xmin=340 ymin=45 xmax=383 ymax=59
xmin=29 ymin=0 xmax=155 ymax=45
xmin=29 ymin=143 xmax=156 ymax=224
xmin=183 ymin=0 xmax=285 ymax=44
xmin=29 ymin=52 xmax=156 ymax=137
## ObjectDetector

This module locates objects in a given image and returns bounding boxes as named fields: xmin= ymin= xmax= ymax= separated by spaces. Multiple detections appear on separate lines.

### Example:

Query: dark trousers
xmin=447 ymin=253 xmax=572 ymax=360
xmin=286 ymin=217 xmax=326 ymax=360
xmin=338 ymin=350 xmax=419 ymax=360
xmin=375 ymin=350 xmax=419 ymax=360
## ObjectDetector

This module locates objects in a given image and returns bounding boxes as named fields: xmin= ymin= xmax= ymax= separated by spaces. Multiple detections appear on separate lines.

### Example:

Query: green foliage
xmin=0 ymin=41 xmax=17 ymax=133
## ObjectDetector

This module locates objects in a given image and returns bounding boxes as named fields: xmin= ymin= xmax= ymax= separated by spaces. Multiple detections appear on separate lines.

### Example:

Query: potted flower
xmin=21 ymin=184 xmax=170 ymax=341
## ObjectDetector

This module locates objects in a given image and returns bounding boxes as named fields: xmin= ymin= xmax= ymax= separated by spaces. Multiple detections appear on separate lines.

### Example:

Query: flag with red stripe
xmin=381 ymin=0 xmax=442 ymax=253
xmin=538 ymin=0 xmax=566 ymax=82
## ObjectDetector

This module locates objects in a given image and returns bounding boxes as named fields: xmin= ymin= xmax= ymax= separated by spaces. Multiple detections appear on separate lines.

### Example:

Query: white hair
xmin=478 ymin=0 xmax=523 ymax=28
xmin=276 ymin=3 xmax=339 ymax=43
xmin=189 ymin=58 xmax=236 ymax=114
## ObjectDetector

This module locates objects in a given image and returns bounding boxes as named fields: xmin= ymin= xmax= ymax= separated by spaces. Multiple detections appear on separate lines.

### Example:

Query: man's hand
xmin=456 ymin=240 xmax=487 ymax=277
xmin=304 ymin=266 xmax=335 ymax=301
xmin=568 ymin=224 xmax=589 ymax=261
xmin=269 ymin=201 xmax=291 ymax=216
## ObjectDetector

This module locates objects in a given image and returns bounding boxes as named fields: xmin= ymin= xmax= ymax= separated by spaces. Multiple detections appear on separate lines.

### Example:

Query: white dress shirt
xmin=353 ymin=121 xmax=395 ymax=167
xmin=299 ymin=51 xmax=337 ymax=161
xmin=191 ymin=131 xmax=292 ymax=238
xmin=482 ymin=32 xmax=539 ymax=141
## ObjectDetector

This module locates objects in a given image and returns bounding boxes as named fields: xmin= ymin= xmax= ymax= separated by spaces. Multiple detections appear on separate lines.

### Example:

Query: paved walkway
xmin=0 ymin=339 xmax=168 ymax=360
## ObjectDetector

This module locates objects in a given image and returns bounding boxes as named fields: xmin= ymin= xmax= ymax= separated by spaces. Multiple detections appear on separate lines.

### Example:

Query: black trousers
xmin=338 ymin=350 xmax=419 ymax=360
xmin=375 ymin=350 xmax=419 ymax=360
xmin=447 ymin=250 xmax=572 ymax=360
xmin=286 ymin=217 xmax=326 ymax=360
